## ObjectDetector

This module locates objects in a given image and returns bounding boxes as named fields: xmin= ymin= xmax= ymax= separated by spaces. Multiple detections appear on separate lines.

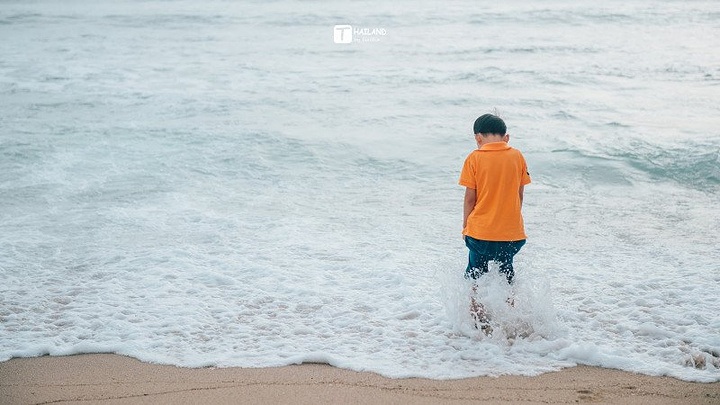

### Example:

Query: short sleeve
xmin=459 ymin=154 xmax=476 ymax=189
xmin=520 ymin=153 xmax=531 ymax=186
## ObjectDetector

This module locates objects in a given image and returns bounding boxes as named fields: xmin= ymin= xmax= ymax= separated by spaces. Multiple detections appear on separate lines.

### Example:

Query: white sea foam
xmin=1 ymin=0 xmax=719 ymax=383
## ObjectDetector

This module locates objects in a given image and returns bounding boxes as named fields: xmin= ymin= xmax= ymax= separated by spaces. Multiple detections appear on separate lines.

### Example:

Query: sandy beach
xmin=0 ymin=354 xmax=716 ymax=405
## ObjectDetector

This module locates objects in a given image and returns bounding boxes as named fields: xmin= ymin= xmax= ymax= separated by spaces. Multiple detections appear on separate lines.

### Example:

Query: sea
xmin=1 ymin=0 xmax=719 ymax=383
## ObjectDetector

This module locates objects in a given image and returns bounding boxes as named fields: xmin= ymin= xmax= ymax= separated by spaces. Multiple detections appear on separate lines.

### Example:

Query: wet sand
xmin=1 ymin=354 xmax=718 ymax=404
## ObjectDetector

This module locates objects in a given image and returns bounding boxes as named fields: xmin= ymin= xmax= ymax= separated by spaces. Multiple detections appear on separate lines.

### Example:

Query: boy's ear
xmin=504 ymin=133 xmax=510 ymax=142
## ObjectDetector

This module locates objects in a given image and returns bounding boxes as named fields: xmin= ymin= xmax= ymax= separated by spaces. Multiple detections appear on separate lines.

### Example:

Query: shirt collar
xmin=479 ymin=141 xmax=511 ymax=151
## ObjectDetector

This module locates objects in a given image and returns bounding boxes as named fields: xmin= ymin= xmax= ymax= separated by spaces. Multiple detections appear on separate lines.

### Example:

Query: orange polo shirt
xmin=459 ymin=141 xmax=531 ymax=241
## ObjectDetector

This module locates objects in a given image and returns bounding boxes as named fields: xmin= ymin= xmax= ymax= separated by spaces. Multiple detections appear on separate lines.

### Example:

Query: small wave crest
xmin=615 ymin=141 xmax=720 ymax=191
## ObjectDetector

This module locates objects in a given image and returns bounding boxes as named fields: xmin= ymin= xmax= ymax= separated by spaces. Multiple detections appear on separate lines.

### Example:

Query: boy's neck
xmin=475 ymin=133 xmax=509 ymax=149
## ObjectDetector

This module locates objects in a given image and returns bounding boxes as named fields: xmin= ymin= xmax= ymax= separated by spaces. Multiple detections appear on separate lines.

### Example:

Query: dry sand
xmin=0 ymin=354 xmax=718 ymax=405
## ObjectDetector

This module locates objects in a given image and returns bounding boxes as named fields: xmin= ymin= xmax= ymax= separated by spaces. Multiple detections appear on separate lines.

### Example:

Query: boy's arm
xmin=519 ymin=185 xmax=525 ymax=206
xmin=463 ymin=187 xmax=477 ymax=233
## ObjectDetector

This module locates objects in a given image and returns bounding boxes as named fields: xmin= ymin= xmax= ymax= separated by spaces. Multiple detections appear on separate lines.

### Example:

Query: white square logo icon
xmin=334 ymin=25 xmax=352 ymax=43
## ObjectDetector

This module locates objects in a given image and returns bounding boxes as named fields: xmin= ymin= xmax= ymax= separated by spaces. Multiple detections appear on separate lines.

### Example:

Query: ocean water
xmin=1 ymin=0 xmax=719 ymax=382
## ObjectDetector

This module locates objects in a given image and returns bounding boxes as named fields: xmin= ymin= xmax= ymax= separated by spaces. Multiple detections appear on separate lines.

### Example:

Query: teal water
xmin=1 ymin=0 xmax=719 ymax=381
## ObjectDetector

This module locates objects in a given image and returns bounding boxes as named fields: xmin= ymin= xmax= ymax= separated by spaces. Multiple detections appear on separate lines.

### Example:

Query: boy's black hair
xmin=473 ymin=114 xmax=507 ymax=135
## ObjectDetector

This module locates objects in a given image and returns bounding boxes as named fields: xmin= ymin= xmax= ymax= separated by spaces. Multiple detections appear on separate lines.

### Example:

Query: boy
xmin=458 ymin=113 xmax=530 ymax=330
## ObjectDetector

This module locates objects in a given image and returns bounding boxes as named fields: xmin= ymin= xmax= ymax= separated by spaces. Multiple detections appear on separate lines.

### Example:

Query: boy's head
xmin=473 ymin=114 xmax=506 ymax=136
xmin=473 ymin=113 xmax=509 ymax=146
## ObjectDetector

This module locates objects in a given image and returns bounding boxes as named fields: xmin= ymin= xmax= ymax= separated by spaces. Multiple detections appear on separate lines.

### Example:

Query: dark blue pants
xmin=464 ymin=236 xmax=526 ymax=284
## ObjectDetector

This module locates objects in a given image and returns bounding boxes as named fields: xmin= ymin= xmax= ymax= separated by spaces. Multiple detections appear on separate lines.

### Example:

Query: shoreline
xmin=1 ymin=354 xmax=718 ymax=404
